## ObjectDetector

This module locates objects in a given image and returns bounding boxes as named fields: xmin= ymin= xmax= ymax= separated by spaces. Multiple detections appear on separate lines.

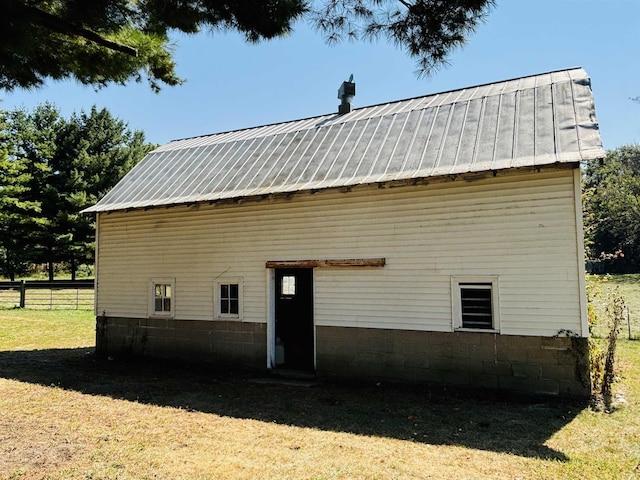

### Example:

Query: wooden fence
xmin=0 ymin=279 xmax=94 ymax=310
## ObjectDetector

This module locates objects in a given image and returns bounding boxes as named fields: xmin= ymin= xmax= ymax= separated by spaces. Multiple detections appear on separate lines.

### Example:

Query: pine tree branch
xmin=21 ymin=3 xmax=138 ymax=57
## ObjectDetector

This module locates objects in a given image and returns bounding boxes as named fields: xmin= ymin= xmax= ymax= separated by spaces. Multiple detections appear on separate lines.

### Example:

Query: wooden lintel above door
xmin=266 ymin=258 xmax=385 ymax=269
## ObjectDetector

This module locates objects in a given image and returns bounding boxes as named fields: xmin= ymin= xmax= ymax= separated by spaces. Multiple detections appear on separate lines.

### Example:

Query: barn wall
xmin=96 ymin=167 xmax=585 ymax=338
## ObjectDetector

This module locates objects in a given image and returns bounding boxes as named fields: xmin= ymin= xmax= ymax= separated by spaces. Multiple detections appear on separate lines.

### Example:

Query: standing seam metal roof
xmin=84 ymin=67 xmax=604 ymax=213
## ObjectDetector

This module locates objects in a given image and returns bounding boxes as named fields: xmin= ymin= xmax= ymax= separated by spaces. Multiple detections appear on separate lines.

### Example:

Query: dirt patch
xmin=0 ymin=418 xmax=81 ymax=475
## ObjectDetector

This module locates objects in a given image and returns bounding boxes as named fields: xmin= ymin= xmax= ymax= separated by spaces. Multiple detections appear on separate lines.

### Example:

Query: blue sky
xmin=1 ymin=0 xmax=639 ymax=150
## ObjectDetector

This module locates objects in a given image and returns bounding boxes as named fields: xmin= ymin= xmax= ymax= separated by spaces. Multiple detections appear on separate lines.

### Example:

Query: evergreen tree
xmin=53 ymin=107 xmax=155 ymax=279
xmin=1 ymin=0 xmax=495 ymax=91
xmin=0 ymin=104 xmax=154 ymax=280
xmin=0 ymin=106 xmax=56 ymax=280
xmin=0 ymin=117 xmax=37 ymax=281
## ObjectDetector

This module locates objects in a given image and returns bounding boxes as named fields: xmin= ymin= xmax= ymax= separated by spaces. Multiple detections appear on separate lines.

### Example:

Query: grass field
xmin=0 ymin=276 xmax=639 ymax=480
xmin=588 ymin=274 xmax=640 ymax=339
xmin=0 ymin=309 xmax=95 ymax=350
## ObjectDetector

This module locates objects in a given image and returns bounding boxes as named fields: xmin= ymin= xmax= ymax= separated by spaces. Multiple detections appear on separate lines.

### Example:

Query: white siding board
xmin=96 ymin=168 xmax=584 ymax=336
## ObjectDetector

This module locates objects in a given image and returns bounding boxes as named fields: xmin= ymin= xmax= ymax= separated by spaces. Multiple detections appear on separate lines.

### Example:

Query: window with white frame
xmin=214 ymin=279 xmax=243 ymax=320
xmin=452 ymin=276 xmax=500 ymax=331
xmin=149 ymin=278 xmax=175 ymax=317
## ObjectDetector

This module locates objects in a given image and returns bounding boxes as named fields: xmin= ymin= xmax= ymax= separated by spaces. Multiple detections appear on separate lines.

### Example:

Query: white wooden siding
xmin=96 ymin=168 xmax=585 ymax=337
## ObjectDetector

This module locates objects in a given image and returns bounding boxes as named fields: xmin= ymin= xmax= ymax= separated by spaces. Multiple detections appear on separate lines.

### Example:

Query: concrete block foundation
xmin=316 ymin=326 xmax=590 ymax=397
xmin=96 ymin=317 xmax=590 ymax=397
xmin=96 ymin=316 xmax=267 ymax=370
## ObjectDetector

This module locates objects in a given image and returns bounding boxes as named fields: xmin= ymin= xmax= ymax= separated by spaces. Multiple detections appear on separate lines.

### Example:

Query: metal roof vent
xmin=338 ymin=74 xmax=356 ymax=114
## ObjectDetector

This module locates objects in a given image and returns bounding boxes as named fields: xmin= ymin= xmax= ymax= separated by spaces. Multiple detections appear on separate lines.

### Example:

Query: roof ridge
xmin=167 ymin=67 xmax=585 ymax=145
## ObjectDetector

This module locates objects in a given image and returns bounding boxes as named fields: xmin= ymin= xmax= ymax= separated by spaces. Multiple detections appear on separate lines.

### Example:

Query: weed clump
xmin=586 ymin=276 xmax=627 ymax=411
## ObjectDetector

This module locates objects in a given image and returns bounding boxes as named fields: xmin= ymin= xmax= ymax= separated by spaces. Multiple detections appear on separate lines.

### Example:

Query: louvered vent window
xmin=460 ymin=283 xmax=493 ymax=329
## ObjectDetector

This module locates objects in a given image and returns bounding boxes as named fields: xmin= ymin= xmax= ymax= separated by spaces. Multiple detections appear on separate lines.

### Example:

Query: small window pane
xmin=218 ymin=282 xmax=240 ymax=317
xmin=282 ymin=276 xmax=296 ymax=295
xmin=153 ymin=283 xmax=173 ymax=314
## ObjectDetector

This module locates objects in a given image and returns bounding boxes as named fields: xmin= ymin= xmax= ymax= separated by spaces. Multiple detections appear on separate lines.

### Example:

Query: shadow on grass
xmin=607 ymin=274 xmax=640 ymax=285
xmin=0 ymin=347 xmax=585 ymax=461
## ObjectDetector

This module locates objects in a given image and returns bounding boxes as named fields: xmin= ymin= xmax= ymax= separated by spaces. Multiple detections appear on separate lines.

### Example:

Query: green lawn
xmin=589 ymin=274 xmax=640 ymax=339
xmin=0 ymin=309 xmax=94 ymax=350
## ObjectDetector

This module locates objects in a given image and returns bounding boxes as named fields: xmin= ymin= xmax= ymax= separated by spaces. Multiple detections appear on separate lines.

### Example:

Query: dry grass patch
xmin=0 ymin=310 xmax=639 ymax=479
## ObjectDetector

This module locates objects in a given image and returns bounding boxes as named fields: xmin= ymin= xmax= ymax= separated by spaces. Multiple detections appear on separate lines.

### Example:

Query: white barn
xmin=84 ymin=68 xmax=604 ymax=396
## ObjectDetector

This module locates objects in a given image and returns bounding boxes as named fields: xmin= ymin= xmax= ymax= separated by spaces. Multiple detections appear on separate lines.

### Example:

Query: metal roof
xmin=84 ymin=67 xmax=604 ymax=213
